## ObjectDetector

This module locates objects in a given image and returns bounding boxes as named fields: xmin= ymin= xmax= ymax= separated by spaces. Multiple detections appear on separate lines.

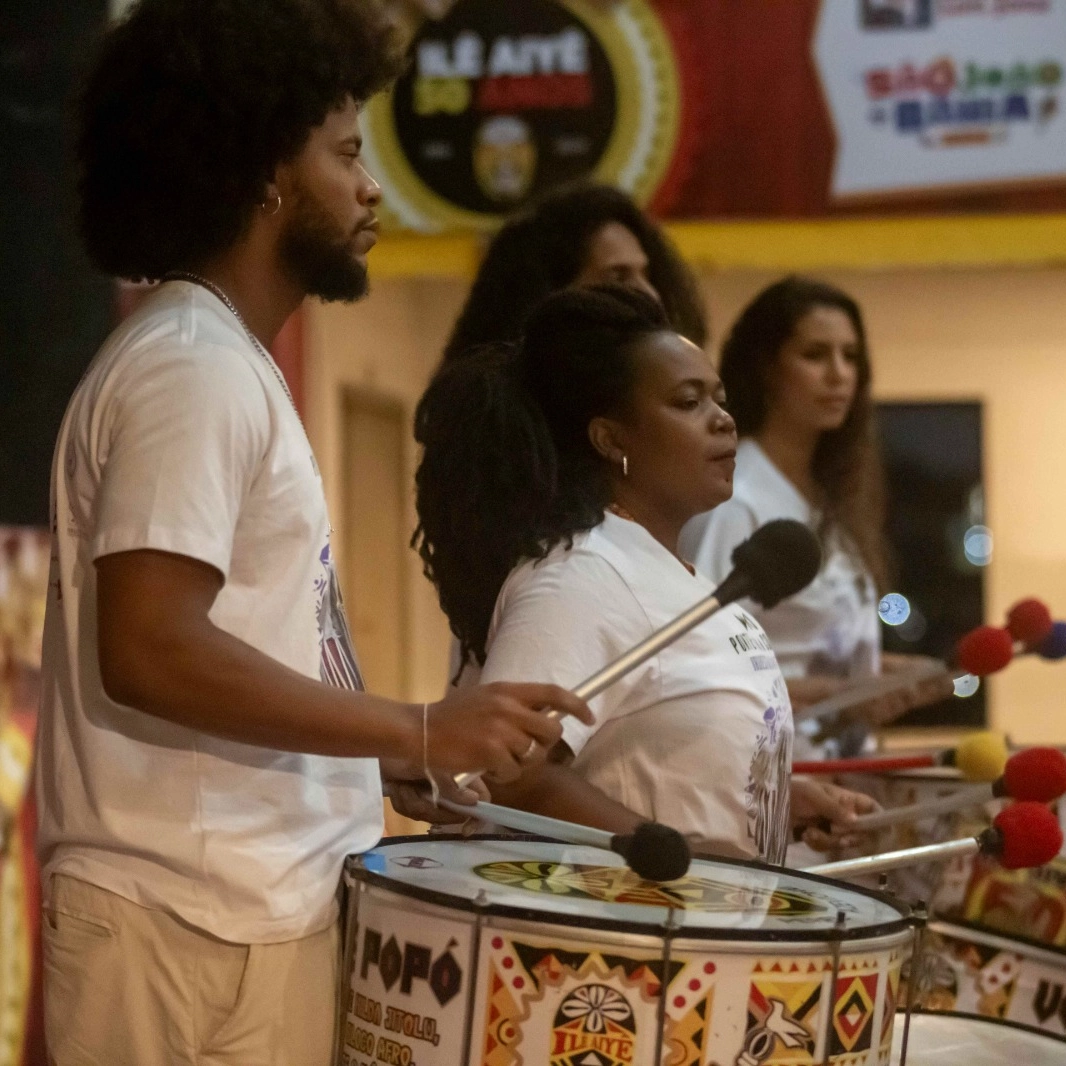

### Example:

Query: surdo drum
xmin=337 ymin=836 xmax=914 ymax=1066
xmin=887 ymin=1011 xmax=1065 ymax=1066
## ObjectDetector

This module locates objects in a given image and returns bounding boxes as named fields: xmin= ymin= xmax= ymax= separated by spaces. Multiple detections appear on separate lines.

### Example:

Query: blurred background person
xmin=680 ymin=277 xmax=952 ymax=758
xmin=443 ymin=181 xmax=708 ymax=363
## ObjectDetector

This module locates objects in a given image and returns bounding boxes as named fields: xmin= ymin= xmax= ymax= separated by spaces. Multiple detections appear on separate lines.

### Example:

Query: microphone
xmin=453 ymin=519 xmax=822 ymax=789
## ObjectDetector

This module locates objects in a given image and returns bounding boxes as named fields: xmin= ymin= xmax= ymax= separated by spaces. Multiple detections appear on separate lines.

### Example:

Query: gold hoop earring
xmin=622 ymin=455 xmax=629 ymax=477
xmin=261 ymin=190 xmax=282 ymax=216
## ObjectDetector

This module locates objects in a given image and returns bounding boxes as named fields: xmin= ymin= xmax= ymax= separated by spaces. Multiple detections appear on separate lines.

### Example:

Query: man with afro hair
xmin=36 ymin=2 xmax=589 ymax=1062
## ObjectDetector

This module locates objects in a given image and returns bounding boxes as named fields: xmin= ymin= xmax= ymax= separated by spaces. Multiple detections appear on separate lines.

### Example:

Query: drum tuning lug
xmin=878 ymin=873 xmax=889 ymax=891
xmin=474 ymin=889 xmax=489 ymax=908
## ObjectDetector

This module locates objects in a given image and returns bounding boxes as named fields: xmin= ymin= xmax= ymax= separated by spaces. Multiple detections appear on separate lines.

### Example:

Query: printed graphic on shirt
xmin=315 ymin=541 xmax=364 ymax=691
xmin=746 ymin=703 xmax=793 ymax=865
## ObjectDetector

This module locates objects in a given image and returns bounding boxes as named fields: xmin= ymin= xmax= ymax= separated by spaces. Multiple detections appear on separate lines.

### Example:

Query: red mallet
xmin=956 ymin=625 xmax=1014 ymax=676
xmin=849 ymin=746 xmax=1066 ymax=832
xmin=1002 ymin=745 xmax=1066 ymax=802
xmin=957 ymin=616 xmax=1066 ymax=675
xmin=805 ymin=799 xmax=1063 ymax=879
xmin=994 ymin=800 xmax=1065 ymax=869
xmin=1005 ymin=598 xmax=1054 ymax=648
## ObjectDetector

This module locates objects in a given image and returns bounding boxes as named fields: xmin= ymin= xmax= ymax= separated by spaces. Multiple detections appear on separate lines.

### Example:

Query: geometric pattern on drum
xmin=743 ymin=969 xmax=823 ymax=1066
xmin=481 ymin=938 xmax=664 ymax=1066
xmin=550 ymin=984 xmax=636 ymax=1066
xmin=877 ymin=961 xmax=901 ymax=1058
xmin=740 ymin=958 xmax=885 ymax=1066
xmin=482 ymin=964 xmax=521 ymax=1066
xmin=474 ymin=861 xmax=832 ymax=917
xmin=918 ymin=929 xmax=1022 ymax=1019
xmin=961 ymin=855 xmax=1066 ymax=947
xmin=510 ymin=943 xmax=683 ymax=994
xmin=663 ymin=990 xmax=715 ymax=1066
xmin=828 ymin=974 xmax=877 ymax=1058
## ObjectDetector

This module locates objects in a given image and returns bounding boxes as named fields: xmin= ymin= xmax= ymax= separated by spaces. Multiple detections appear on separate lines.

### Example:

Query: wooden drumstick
xmin=803 ymin=801 xmax=1062 ymax=879
xmin=437 ymin=798 xmax=691 ymax=882
xmin=795 ymin=616 xmax=1066 ymax=726
xmin=847 ymin=746 xmax=1066 ymax=833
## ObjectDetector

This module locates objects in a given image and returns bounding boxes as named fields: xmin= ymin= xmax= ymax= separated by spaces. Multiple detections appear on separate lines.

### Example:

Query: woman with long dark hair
xmin=443 ymin=181 xmax=708 ymax=362
xmin=414 ymin=285 xmax=874 ymax=861
xmin=680 ymin=277 xmax=950 ymax=753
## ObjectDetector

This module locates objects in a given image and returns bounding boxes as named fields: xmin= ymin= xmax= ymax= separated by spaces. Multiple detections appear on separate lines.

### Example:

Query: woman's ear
xmin=588 ymin=416 xmax=625 ymax=465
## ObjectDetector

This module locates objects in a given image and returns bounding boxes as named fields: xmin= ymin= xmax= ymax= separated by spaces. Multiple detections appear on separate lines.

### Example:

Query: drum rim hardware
xmin=927 ymin=916 xmax=1066 ymax=964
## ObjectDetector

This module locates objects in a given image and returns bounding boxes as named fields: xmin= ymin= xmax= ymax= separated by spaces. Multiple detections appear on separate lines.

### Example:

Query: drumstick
xmin=795 ymin=612 xmax=1066 ymax=725
xmin=792 ymin=660 xmax=948 ymax=723
xmin=437 ymin=798 xmax=691 ymax=882
xmin=804 ymin=801 xmax=1062 ymax=879
xmin=848 ymin=747 xmax=1066 ymax=832
xmin=792 ymin=730 xmax=1008 ymax=781
xmin=454 ymin=519 xmax=822 ymax=789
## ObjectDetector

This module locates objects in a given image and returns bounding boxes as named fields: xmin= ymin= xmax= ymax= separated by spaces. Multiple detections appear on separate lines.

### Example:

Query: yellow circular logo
xmin=363 ymin=0 xmax=680 ymax=231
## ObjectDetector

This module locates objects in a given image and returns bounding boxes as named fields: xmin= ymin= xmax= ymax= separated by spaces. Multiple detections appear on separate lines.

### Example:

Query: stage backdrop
xmin=364 ymin=0 xmax=1066 ymax=231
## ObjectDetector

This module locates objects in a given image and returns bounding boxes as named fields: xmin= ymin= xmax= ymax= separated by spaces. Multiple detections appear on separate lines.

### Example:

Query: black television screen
xmin=876 ymin=401 xmax=986 ymax=728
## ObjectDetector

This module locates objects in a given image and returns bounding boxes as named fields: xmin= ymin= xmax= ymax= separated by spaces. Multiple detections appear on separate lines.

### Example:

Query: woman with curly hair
xmin=680 ymin=277 xmax=951 ymax=756
xmin=414 ymin=286 xmax=875 ymax=864
xmin=37 ymin=3 xmax=591 ymax=1062
xmin=443 ymin=181 xmax=709 ymax=362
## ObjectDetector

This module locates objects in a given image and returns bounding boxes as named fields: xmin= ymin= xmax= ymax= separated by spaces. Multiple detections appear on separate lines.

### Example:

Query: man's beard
xmin=278 ymin=188 xmax=369 ymax=303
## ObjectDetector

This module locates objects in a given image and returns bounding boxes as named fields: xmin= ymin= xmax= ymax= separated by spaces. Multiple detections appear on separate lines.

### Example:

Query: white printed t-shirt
xmin=679 ymin=439 xmax=880 ymax=760
xmin=464 ymin=513 xmax=794 ymax=864
xmin=36 ymin=280 xmax=383 ymax=943
xmin=679 ymin=439 xmax=881 ymax=683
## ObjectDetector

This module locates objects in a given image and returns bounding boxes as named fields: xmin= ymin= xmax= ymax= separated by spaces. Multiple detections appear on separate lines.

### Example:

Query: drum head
xmin=890 ymin=1012 xmax=1065 ymax=1065
xmin=350 ymin=836 xmax=909 ymax=941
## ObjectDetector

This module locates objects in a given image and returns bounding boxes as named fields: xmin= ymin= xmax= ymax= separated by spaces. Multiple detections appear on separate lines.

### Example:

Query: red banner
xmin=367 ymin=0 xmax=1066 ymax=231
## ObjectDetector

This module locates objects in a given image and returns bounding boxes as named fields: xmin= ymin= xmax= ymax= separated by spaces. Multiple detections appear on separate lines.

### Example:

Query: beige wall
xmin=306 ymin=263 xmax=1066 ymax=742
xmin=306 ymin=280 xmax=468 ymax=703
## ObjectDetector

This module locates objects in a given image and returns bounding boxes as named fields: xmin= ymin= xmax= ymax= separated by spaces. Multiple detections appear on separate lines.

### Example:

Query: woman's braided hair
xmin=414 ymin=285 xmax=670 ymax=669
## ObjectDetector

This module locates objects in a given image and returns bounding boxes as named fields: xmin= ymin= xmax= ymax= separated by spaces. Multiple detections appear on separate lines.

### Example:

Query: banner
xmin=365 ymin=0 xmax=1066 ymax=231
xmin=364 ymin=0 xmax=681 ymax=230
xmin=817 ymin=0 xmax=1066 ymax=199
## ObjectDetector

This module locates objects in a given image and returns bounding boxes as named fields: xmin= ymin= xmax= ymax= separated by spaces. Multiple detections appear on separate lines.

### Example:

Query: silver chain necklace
xmin=163 ymin=271 xmax=302 ymax=422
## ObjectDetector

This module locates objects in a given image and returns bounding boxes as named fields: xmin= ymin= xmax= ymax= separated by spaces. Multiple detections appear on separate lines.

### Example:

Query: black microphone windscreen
xmin=728 ymin=519 xmax=822 ymax=609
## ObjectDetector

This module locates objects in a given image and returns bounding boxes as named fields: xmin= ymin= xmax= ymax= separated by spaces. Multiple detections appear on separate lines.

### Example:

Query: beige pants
xmin=42 ymin=874 xmax=340 ymax=1066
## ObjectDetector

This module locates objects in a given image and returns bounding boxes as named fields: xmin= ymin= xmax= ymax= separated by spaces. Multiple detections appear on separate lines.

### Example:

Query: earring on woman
xmin=622 ymin=455 xmax=629 ymax=477
xmin=260 ymin=190 xmax=282 ymax=216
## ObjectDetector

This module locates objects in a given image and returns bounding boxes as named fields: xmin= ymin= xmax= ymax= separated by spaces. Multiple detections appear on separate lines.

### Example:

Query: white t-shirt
xmin=36 ymin=280 xmax=383 ymax=943
xmin=680 ymin=439 xmax=881 ymax=682
xmin=462 ymin=513 xmax=794 ymax=864
xmin=679 ymin=439 xmax=880 ymax=761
